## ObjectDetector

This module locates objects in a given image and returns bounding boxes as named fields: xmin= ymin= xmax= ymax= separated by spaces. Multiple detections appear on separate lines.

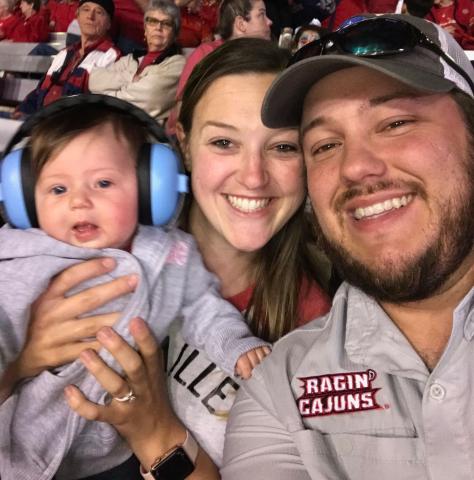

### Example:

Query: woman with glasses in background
xmin=89 ymin=0 xmax=185 ymax=125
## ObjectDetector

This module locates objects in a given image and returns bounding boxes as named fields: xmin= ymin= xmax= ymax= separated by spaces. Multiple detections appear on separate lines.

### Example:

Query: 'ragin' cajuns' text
xmin=297 ymin=369 xmax=382 ymax=417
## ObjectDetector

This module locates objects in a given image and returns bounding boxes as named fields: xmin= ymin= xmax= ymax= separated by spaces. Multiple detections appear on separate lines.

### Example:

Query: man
xmin=166 ymin=0 xmax=273 ymax=135
xmin=222 ymin=14 xmax=474 ymax=479
xmin=15 ymin=0 xmax=119 ymax=116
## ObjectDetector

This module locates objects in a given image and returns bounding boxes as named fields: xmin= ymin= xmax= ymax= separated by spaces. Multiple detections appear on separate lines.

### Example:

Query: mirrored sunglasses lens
xmin=340 ymin=21 xmax=414 ymax=56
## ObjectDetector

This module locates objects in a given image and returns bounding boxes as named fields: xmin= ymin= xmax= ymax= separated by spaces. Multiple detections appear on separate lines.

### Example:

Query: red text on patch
xmin=297 ymin=369 xmax=382 ymax=417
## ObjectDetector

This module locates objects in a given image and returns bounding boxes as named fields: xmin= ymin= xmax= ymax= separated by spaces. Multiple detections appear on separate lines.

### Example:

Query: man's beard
xmin=313 ymin=162 xmax=474 ymax=304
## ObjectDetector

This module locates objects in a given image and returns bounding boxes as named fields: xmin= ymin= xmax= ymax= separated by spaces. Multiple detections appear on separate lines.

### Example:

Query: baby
xmin=0 ymin=97 xmax=270 ymax=480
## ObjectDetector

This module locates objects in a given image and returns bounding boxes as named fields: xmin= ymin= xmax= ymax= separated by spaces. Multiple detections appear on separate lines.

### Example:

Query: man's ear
xmin=233 ymin=15 xmax=247 ymax=36
xmin=176 ymin=122 xmax=191 ymax=172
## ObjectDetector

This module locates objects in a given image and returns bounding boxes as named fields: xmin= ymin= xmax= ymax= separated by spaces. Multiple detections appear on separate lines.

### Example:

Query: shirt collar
xmin=343 ymin=284 xmax=474 ymax=379
xmin=343 ymin=284 xmax=427 ymax=379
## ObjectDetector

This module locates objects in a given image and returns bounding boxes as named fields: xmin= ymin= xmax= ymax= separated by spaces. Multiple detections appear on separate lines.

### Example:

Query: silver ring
xmin=113 ymin=388 xmax=137 ymax=403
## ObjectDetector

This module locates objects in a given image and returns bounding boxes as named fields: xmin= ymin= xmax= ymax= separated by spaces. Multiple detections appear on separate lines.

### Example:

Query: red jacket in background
xmin=0 ymin=13 xmax=20 ymax=40
xmin=49 ymin=0 xmax=79 ymax=32
xmin=178 ymin=6 xmax=215 ymax=48
xmin=322 ymin=0 xmax=368 ymax=30
xmin=10 ymin=11 xmax=49 ymax=42
xmin=323 ymin=0 xmax=398 ymax=30
xmin=426 ymin=0 xmax=474 ymax=50
xmin=112 ymin=0 xmax=145 ymax=48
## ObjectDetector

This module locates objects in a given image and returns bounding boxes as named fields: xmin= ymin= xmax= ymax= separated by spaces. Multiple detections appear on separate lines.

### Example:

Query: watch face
xmin=151 ymin=447 xmax=195 ymax=480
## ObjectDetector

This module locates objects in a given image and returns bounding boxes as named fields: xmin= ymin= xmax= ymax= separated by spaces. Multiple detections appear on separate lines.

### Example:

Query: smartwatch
xmin=141 ymin=430 xmax=198 ymax=480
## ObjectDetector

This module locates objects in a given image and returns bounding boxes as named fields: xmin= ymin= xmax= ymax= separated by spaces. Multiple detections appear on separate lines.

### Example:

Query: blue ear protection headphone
xmin=0 ymin=94 xmax=188 ymax=229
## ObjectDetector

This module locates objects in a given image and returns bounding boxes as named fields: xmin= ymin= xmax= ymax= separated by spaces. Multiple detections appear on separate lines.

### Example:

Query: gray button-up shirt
xmin=222 ymin=283 xmax=474 ymax=480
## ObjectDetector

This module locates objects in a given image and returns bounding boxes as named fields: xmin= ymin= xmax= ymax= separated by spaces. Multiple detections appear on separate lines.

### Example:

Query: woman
xmin=89 ymin=0 xmax=185 ymax=123
xmin=8 ymin=0 xmax=49 ymax=42
xmin=1 ymin=39 xmax=333 ymax=478
xmin=0 ymin=0 xmax=19 ymax=41
xmin=168 ymin=37 xmax=333 ymax=466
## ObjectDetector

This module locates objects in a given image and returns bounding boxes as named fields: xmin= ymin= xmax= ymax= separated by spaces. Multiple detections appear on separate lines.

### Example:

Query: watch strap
xmin=140 ymin=430 xmax=198 ymax=480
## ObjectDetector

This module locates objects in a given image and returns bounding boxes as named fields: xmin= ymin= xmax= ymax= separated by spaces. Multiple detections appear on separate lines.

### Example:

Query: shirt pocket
xmin=292 ymin=429 xmax=426 ymax=480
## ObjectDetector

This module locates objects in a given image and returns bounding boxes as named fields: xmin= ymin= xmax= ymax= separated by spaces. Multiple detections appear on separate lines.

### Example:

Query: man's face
xmin=242 ymin=0 xmax=272 ymax=40
xmin=302 ymin=66 xmax=474 ymax=302
xmin=77 ymin=1 xmax=110 ymax=41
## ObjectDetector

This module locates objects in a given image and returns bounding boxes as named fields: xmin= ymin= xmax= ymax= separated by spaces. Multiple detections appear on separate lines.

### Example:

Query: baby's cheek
xmin=112 ymin=205 xmax=139 ymax=234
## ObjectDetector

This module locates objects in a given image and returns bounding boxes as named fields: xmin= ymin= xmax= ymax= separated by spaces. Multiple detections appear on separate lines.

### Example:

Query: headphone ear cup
xmin=0 ymin=148 xmax=38 ymax=229
xmin=137 ymin=143 xmax=188 ymax=226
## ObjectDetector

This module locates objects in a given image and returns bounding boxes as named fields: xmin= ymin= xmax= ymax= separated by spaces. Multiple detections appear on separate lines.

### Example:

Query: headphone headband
xmin=4 ymin=94 xmax=170 ymax=156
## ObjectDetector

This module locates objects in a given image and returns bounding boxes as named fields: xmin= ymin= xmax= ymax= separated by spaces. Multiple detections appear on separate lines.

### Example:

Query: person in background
xmin=166 ymin=0 xmax=272 ymax=136
xmin=222 ymin=13 xmax=474 ymax=479
xmin=111 ymin=0 xmax=155 ymax=54
xmin=0 ymin=0 xmax=19 ymax=40
xmin=7 ymin=0 xmax=49 ymax=42
xmin=175 ymin=0 xmax=218 ymax=48
xmin=89 ymin=0 xmax=185 ymax=123
xmin=48 ymin=0 xmax=79 ymax=32
xmin=322 ymin=0 xmax=399 ymax=30
xmin=0 ymin=38 xmax=333 ymax=479
xmin=293 ymin=23 xmax=328 ymax=52
xmin=13 ymin=0 xmax=119 ymax=117
xmin=425 ymin=0 xmax=474 ymax=49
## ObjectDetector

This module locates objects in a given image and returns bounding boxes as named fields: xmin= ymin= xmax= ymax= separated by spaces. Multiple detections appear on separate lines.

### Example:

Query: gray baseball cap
xmin=262 ymin=14 xmax=474 ymax=128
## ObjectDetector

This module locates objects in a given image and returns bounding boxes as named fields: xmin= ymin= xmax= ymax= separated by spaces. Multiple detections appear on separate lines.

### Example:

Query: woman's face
xmin=0 ymin=1 xmax=9 ymax=17
xmin=144 ymin=9 xmax=175 ymax=52
xmin=180 ymin=73 xmax=305 ymax=253
xmin=20 ymin=0 xmax=33 ymax=15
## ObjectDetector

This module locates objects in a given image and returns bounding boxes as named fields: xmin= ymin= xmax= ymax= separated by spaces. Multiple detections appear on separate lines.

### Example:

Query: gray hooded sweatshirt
xmin=0 ymin=225 xmax=267 ymax=480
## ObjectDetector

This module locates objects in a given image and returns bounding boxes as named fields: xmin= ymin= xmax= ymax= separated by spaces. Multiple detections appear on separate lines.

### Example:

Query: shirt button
xmin=429 ymin=383 xmax=446 ymax=400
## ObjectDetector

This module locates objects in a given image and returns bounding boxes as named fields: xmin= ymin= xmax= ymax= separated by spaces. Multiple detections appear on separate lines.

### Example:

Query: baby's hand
xmin=235 ymin=346 xmax=271 ymax=379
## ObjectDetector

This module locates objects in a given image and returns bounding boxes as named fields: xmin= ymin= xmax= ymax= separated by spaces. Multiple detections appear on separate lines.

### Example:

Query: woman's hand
xmin=64 ymin=317 xmax=187 ymax=470
xmin=15 ymin=258 xmax=138 ymax=380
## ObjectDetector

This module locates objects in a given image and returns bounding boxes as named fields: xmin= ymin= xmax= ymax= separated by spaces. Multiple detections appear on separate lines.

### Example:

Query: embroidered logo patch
xmin=297 ymin=369 xmax=382 ymax=417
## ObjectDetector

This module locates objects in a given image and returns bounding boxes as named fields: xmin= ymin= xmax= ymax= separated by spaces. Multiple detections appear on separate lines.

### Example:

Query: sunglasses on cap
xmin=289 ymin=17 xmax=474 ymax=93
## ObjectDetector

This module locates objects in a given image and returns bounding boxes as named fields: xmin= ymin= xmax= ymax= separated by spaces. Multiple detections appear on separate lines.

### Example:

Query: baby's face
xmin=297 ymin=30 xmax=320 ymax=51
xmin=35 ymin=123 xmax=139 ymax=249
